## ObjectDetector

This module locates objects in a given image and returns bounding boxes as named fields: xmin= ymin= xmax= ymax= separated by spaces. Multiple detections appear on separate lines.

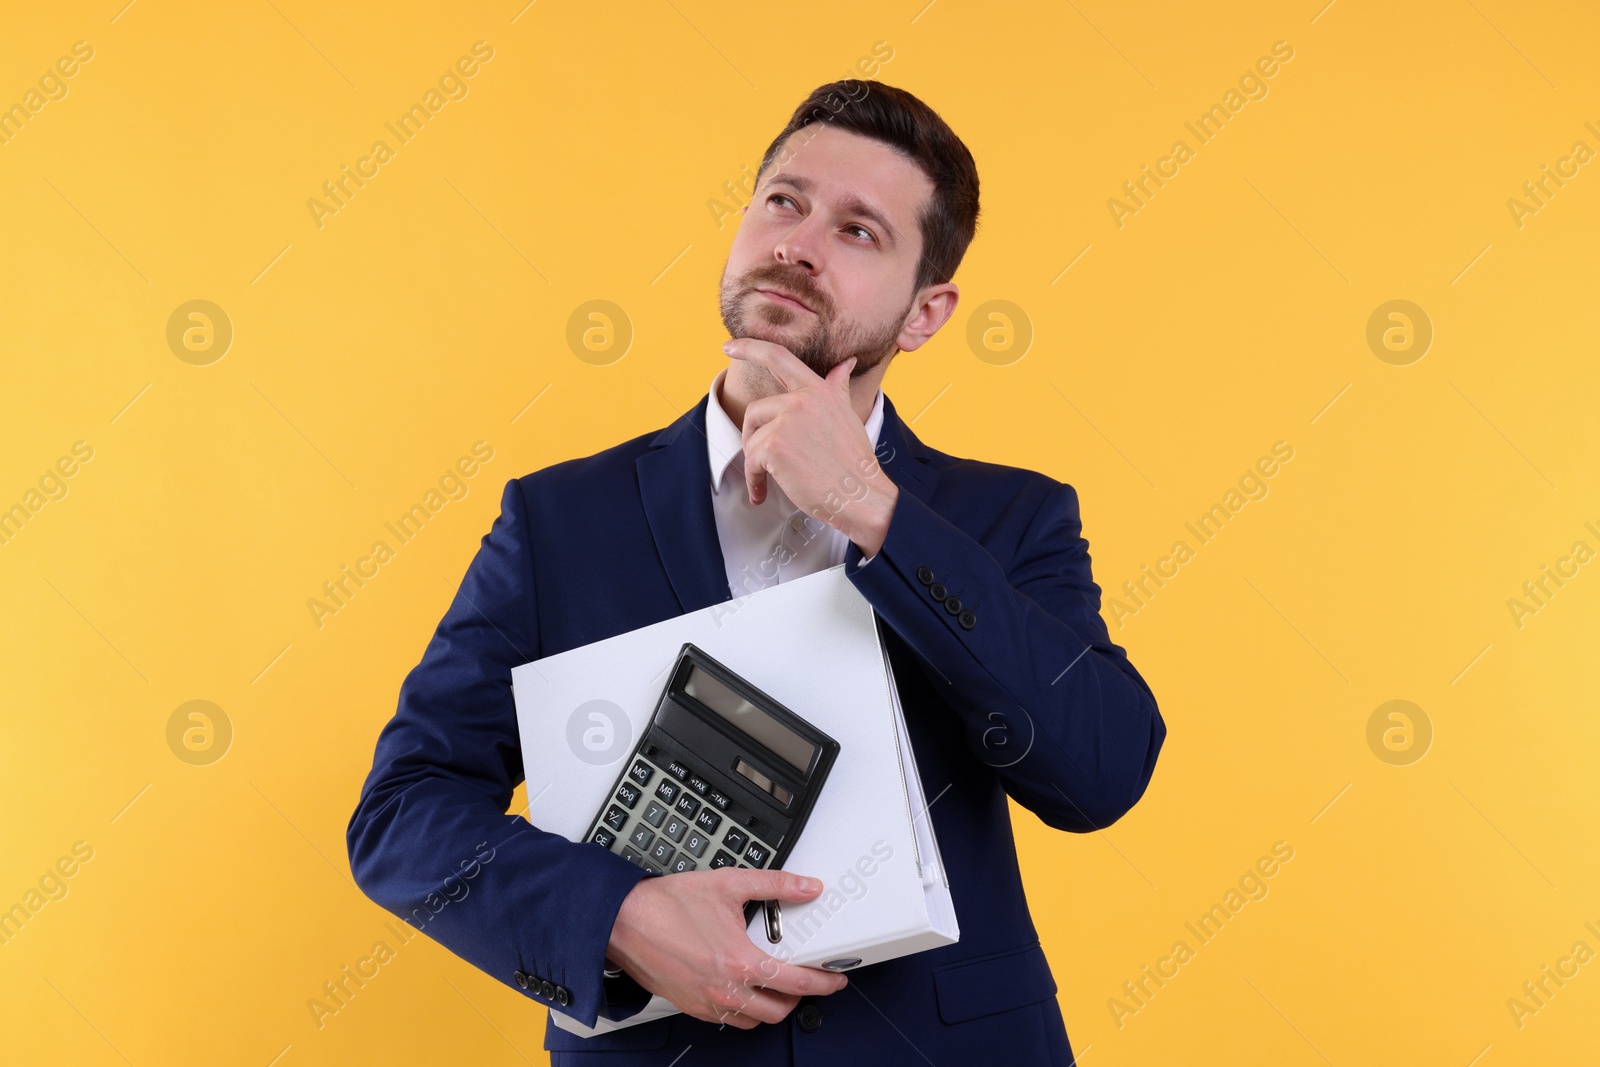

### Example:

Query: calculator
xmin=585 ymin=642 xmax=839 ymax=892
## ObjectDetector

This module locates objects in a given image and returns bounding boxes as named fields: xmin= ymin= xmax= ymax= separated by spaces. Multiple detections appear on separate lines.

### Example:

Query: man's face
xmin=719 ymin=124 xmax=935 ymax=380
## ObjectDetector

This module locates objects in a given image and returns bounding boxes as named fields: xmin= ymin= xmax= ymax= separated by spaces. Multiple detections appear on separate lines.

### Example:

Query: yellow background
xmin=3 ymin=0 xmax=1597 ymax=1063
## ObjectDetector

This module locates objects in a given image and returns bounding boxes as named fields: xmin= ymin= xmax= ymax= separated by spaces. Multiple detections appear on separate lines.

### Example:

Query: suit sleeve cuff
xmin=514 ymin=842 xmax=658 ymax=1027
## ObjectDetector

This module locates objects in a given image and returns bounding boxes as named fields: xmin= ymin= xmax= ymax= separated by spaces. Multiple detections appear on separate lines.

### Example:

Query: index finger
xmin=722 ymin=337 xmax=820 ymax=393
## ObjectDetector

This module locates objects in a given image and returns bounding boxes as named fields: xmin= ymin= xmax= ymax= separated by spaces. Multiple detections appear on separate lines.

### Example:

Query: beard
xmin=719 ymin=262 xmax=907 ymax=380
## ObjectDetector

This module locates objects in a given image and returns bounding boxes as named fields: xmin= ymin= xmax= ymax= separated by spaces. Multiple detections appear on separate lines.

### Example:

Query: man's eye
xmin=765 ymin=194 xmax=873 ymax=243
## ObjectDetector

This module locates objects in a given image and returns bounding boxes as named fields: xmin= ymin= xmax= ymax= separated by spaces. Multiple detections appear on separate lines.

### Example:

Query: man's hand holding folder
xmin=606 ymin=867 xmax=848 ymax=1027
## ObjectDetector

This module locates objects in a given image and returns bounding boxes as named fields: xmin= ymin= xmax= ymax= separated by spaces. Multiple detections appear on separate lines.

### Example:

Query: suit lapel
xmin=635 ymin=388 xmax=941 ymax=616
xmin=637 ymin=398 xmax=733 ymax=615
xmin=873 ymin=392 xmax=940 ymax=510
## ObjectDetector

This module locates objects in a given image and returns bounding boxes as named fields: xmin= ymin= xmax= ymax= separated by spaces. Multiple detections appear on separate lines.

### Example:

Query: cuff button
xmin=958 ymin=610 xmax=977 ymax=630
xmin=929 ymin=582 xmax=947 ymax=602
xmin=555 ymin=985 xmax=572 ymax=1006
xmin=514 ymin=970 xmax=530 ymax=989
xmin=944 ymin=596 xmax=962 ymax=614
xmin=540 ymin=979 xmax=556 ymax=999
xmin=916 ymin=566 xmax=934 ymax=585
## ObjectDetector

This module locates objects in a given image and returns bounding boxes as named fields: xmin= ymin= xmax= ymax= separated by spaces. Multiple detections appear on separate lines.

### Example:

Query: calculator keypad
xmin=590 ymin=753 xmax=776 ymax=879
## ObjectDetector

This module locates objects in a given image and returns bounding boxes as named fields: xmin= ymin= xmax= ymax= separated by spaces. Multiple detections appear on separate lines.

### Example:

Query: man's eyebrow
xmin=765 ymin=172 xmax=899 ymax=245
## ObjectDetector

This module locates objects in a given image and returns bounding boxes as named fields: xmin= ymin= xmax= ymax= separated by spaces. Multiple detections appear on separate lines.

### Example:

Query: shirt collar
xmin=706 ymin=366 xmax=885 ymax=494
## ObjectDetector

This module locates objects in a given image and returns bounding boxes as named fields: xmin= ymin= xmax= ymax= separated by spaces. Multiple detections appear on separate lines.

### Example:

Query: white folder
xmin=511 ymin=565 xmax=959 ymax=1036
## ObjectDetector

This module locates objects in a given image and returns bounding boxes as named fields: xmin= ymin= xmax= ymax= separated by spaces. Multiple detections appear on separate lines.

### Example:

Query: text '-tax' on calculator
xmin=584 ymin=643 xmax=840 ymax=933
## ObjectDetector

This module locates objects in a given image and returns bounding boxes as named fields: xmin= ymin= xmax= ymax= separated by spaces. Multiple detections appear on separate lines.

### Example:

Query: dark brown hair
xmin=755 ymin=80 xmax=980 ymax=294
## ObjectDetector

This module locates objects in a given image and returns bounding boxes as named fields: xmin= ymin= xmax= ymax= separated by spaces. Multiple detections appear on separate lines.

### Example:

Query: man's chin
xmin=736 ymin=322 xmax=813 ymax=350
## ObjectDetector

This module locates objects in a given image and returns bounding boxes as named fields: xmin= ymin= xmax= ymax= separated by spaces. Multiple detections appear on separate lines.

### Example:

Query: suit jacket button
xmin=796 ymin=1003 xmax=823 ymax=1032
xmin=555 ymin=985 xmax=572 ymax=1006
xmin=944 ymin=596 xmax=962 ymax=614
xmin=959 ymin=610 xmax=977 ymax=630
xmin=514 ymin=970 xmax=530 ymax=989
xmin=540 ymin=979 xmax=556 ymax=999
xmin=916 ymin=566 xmax=934 ymax=586
xmin=928 ymin=582 xmax=947 ymax=602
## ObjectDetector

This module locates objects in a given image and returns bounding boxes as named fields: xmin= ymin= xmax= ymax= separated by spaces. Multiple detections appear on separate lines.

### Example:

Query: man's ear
xmin=896 ymin=283 xmax=960 ymax=353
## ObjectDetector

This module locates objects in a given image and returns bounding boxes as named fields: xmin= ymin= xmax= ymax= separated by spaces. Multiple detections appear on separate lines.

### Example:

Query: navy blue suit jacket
xmin=347 ymin=390 xmax=1165 ymax=1065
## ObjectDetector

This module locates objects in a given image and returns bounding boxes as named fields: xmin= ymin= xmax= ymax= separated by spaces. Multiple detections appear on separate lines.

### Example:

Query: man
xmin=348 ymin=79 xmax=1165 ymax=1065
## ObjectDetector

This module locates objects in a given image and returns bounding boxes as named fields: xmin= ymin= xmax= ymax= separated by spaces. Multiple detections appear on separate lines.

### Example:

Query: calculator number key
xmin=648 ymin=839 xmax=676 ymax=867
xmin=629 ymin=825 xmax=655 ymax=851
xmin=669 ymin=854 xmax=697 ymax=873
xmin=682 ymin=831 xmax=709 ymax=859
xmin=662 ymin=816 xmax=689 ymax=844
xmin=641 ymin=801 xmax=668 ymax=828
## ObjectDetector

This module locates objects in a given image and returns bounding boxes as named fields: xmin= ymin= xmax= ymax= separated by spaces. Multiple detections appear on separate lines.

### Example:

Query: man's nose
xmin=773 ymin=218 xmax=822 ymax=273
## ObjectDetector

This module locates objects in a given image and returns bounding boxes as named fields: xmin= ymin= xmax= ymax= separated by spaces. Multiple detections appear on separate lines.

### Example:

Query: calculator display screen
xmin=683 ymin=664 xmax=815 ymax=772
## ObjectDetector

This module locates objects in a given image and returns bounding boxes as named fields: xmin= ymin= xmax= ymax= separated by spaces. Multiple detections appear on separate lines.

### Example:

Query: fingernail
xmin=801 ymin=877 xmax=821 ymax=892
xmin=722 ymin=341 xmax=735 ymax=354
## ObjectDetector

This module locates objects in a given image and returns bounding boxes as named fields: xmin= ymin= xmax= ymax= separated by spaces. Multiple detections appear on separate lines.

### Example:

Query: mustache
xmin=738 ymin=266 xmax=830 ymax=317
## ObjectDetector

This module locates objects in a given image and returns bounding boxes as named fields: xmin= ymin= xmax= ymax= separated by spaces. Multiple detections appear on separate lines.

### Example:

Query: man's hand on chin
xmin=722 ymin=338 xmax=900 ymax=559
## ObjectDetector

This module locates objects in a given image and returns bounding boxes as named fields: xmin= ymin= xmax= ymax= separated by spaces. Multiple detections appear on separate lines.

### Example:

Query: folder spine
xmin=871 ymin=614 xmax=925 ymax=879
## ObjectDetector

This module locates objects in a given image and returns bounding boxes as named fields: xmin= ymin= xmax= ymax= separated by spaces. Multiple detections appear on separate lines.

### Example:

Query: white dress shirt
xmin=704 ymin=367 xmax=885 ymax=599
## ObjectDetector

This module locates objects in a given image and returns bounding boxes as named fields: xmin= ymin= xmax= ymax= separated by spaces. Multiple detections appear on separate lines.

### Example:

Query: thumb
xmin=826 ymin=356 xmax=857 ymax=389
xmin=728 ymin=868 xmax=827 ymax=904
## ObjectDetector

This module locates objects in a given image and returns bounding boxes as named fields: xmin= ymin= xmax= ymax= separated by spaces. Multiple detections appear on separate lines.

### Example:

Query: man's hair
xmin=755 ymin=80 xmax=980 ymax=295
